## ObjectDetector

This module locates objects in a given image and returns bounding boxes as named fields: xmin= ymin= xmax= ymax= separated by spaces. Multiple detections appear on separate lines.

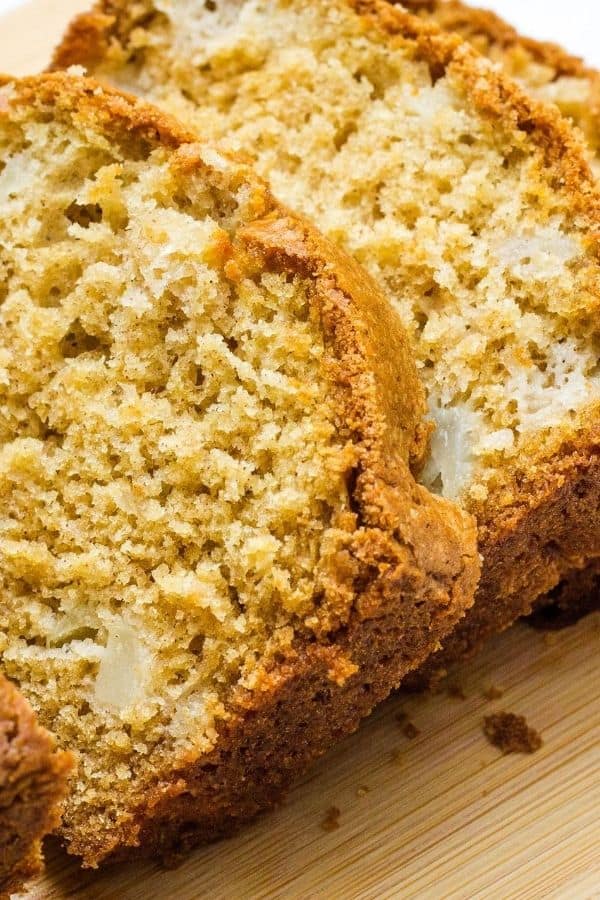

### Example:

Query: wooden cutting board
xmin=2 ymin=2 xmax=600 ymax=897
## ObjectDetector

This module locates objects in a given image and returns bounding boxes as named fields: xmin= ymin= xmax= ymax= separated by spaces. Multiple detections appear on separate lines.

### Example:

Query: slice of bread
xmin=401 ymin=0 xmax=600 ymax=634
xmin=53 ymin=0 xmax=600 ymax=683
xmin=0 ymin=674 xmax=73 ymax=897
xmin=0 ymin=73 xmax=477 ymax=866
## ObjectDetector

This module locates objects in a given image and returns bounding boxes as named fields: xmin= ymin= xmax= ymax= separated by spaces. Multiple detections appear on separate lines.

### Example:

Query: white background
xmin=0 ymin=0 xmax=598 ymax=66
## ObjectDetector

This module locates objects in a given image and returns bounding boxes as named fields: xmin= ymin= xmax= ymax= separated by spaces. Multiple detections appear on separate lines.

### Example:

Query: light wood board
xmin=2 ymin=2 xmax=600 ymax=898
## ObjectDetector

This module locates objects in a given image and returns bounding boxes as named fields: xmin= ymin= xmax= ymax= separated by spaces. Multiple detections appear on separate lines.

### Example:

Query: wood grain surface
xmin=2 ymin=2 xmax=600 ymax=898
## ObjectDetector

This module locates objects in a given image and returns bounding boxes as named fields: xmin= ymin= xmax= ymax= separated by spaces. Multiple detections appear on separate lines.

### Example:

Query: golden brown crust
xmin=401 ymin=0 xmax=592 ymax=78
xmin=400 ymin=0 xmax=600 ymax=155
xmin=0 ymin=674 xmax=73 ymax=898
xmin=50 ymin=10 xmax=116 ymax=72
xmin=0 ymin=73 xmax=479 ymax=867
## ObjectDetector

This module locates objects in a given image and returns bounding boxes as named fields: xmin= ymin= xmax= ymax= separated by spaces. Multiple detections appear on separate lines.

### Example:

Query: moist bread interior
xmin=88 ymin=0 xmax=600 ymax=503
xmin=0 ymin=91 xmax=358 ymax=834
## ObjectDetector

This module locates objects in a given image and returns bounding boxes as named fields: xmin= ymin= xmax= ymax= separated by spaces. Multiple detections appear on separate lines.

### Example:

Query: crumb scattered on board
xmin=483 ymin=686 xmax=504 ymax=701
xmin=543 ymin=633 xmax=560 ymax=647
xmin=356 ymin=785 xmax=369 ymax=797
xmin=321 ymin=806 xmax=341 ymax=832
xmin=447 ymin=683 xmax=466 ymax=700
xmin=389 ymin=749 xmax=403 ymax=766
xmin=396 ymin=711 xmax=420 ymax=739
xmin=403 ymin=721 xmax=421 ymax=740
xmin=483 ymin=712 xmax=542 ymax=754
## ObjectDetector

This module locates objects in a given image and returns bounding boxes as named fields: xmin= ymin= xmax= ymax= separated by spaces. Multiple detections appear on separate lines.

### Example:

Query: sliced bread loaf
xmin=54 ymin=0 xmax=600 ymax=682
xmin=0 ymin=674 xmax=72 ymax=897
xmin=0 ymin=73 xmax=477 ymax=865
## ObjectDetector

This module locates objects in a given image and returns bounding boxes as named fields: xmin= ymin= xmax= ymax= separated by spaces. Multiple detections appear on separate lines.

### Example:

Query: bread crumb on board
xmin=483 ymin=713 xmax=543 ymax=754
xmin=482 ymin=686 xmax=505 ymax=700
xmin=447 ymin=683 xmax=467 ymax=700
xmin=402 ymin=722 xmax=421 ymax=740
xmin=396 ymin=711 xmax=421 ymax=739
xmin=321 ymin=806 xmax=341 ymax=832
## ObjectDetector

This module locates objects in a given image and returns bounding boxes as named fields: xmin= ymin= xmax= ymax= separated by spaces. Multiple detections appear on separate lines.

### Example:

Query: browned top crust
xmin=0 ymin=73 xmax=479 ymax=866
xmin=400 ymin=0 xmax=600 ymax=155
xmin=401 ymin=0 xmax=592 ymax=77
xmin=0 ymin=674 xmax=73 ymax=898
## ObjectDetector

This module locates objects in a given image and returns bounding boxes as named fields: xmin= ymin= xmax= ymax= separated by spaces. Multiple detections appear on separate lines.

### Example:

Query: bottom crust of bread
xmin=527 ymin=564 xmax=600 ymax=630
xmin=61 ymin=554 xmax=471 ymax=867
xmin=0 ymin=676 xmax=73 ymax=898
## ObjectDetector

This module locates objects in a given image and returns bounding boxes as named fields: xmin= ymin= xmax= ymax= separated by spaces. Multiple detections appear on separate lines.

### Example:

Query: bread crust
xmin=52 ymin=0 xmax=600 ymax=688
xmin=399 ymin=1 xmax=600 ymax=167
xmin=0 ymin=674 xmax=73 ymax=898
xmin=400 ymin=0 xmax=594 ymax=79
xmin=409 ymin=442 xmax=600 ymax=686
xmin=528 ymin=563 xmax=600 ymax=630
xmin=0 ymin=73 xmax=479 ymax=866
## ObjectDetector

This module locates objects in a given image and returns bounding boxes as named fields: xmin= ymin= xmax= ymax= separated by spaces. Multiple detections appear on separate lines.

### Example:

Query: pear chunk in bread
xmin=0 ymin=674 xmax=73 ymax=897
xmin=55 ymin=0 xmax=600 ymax=681
xmin=0 ymin=74 xmax=477 ymax=865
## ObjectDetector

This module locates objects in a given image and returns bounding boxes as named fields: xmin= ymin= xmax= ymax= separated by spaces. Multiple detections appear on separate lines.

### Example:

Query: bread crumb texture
xmin=0 ymin=79 xmax=360 ymax=843
xmin=69 ymin=0 xmax=600 ymax=505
